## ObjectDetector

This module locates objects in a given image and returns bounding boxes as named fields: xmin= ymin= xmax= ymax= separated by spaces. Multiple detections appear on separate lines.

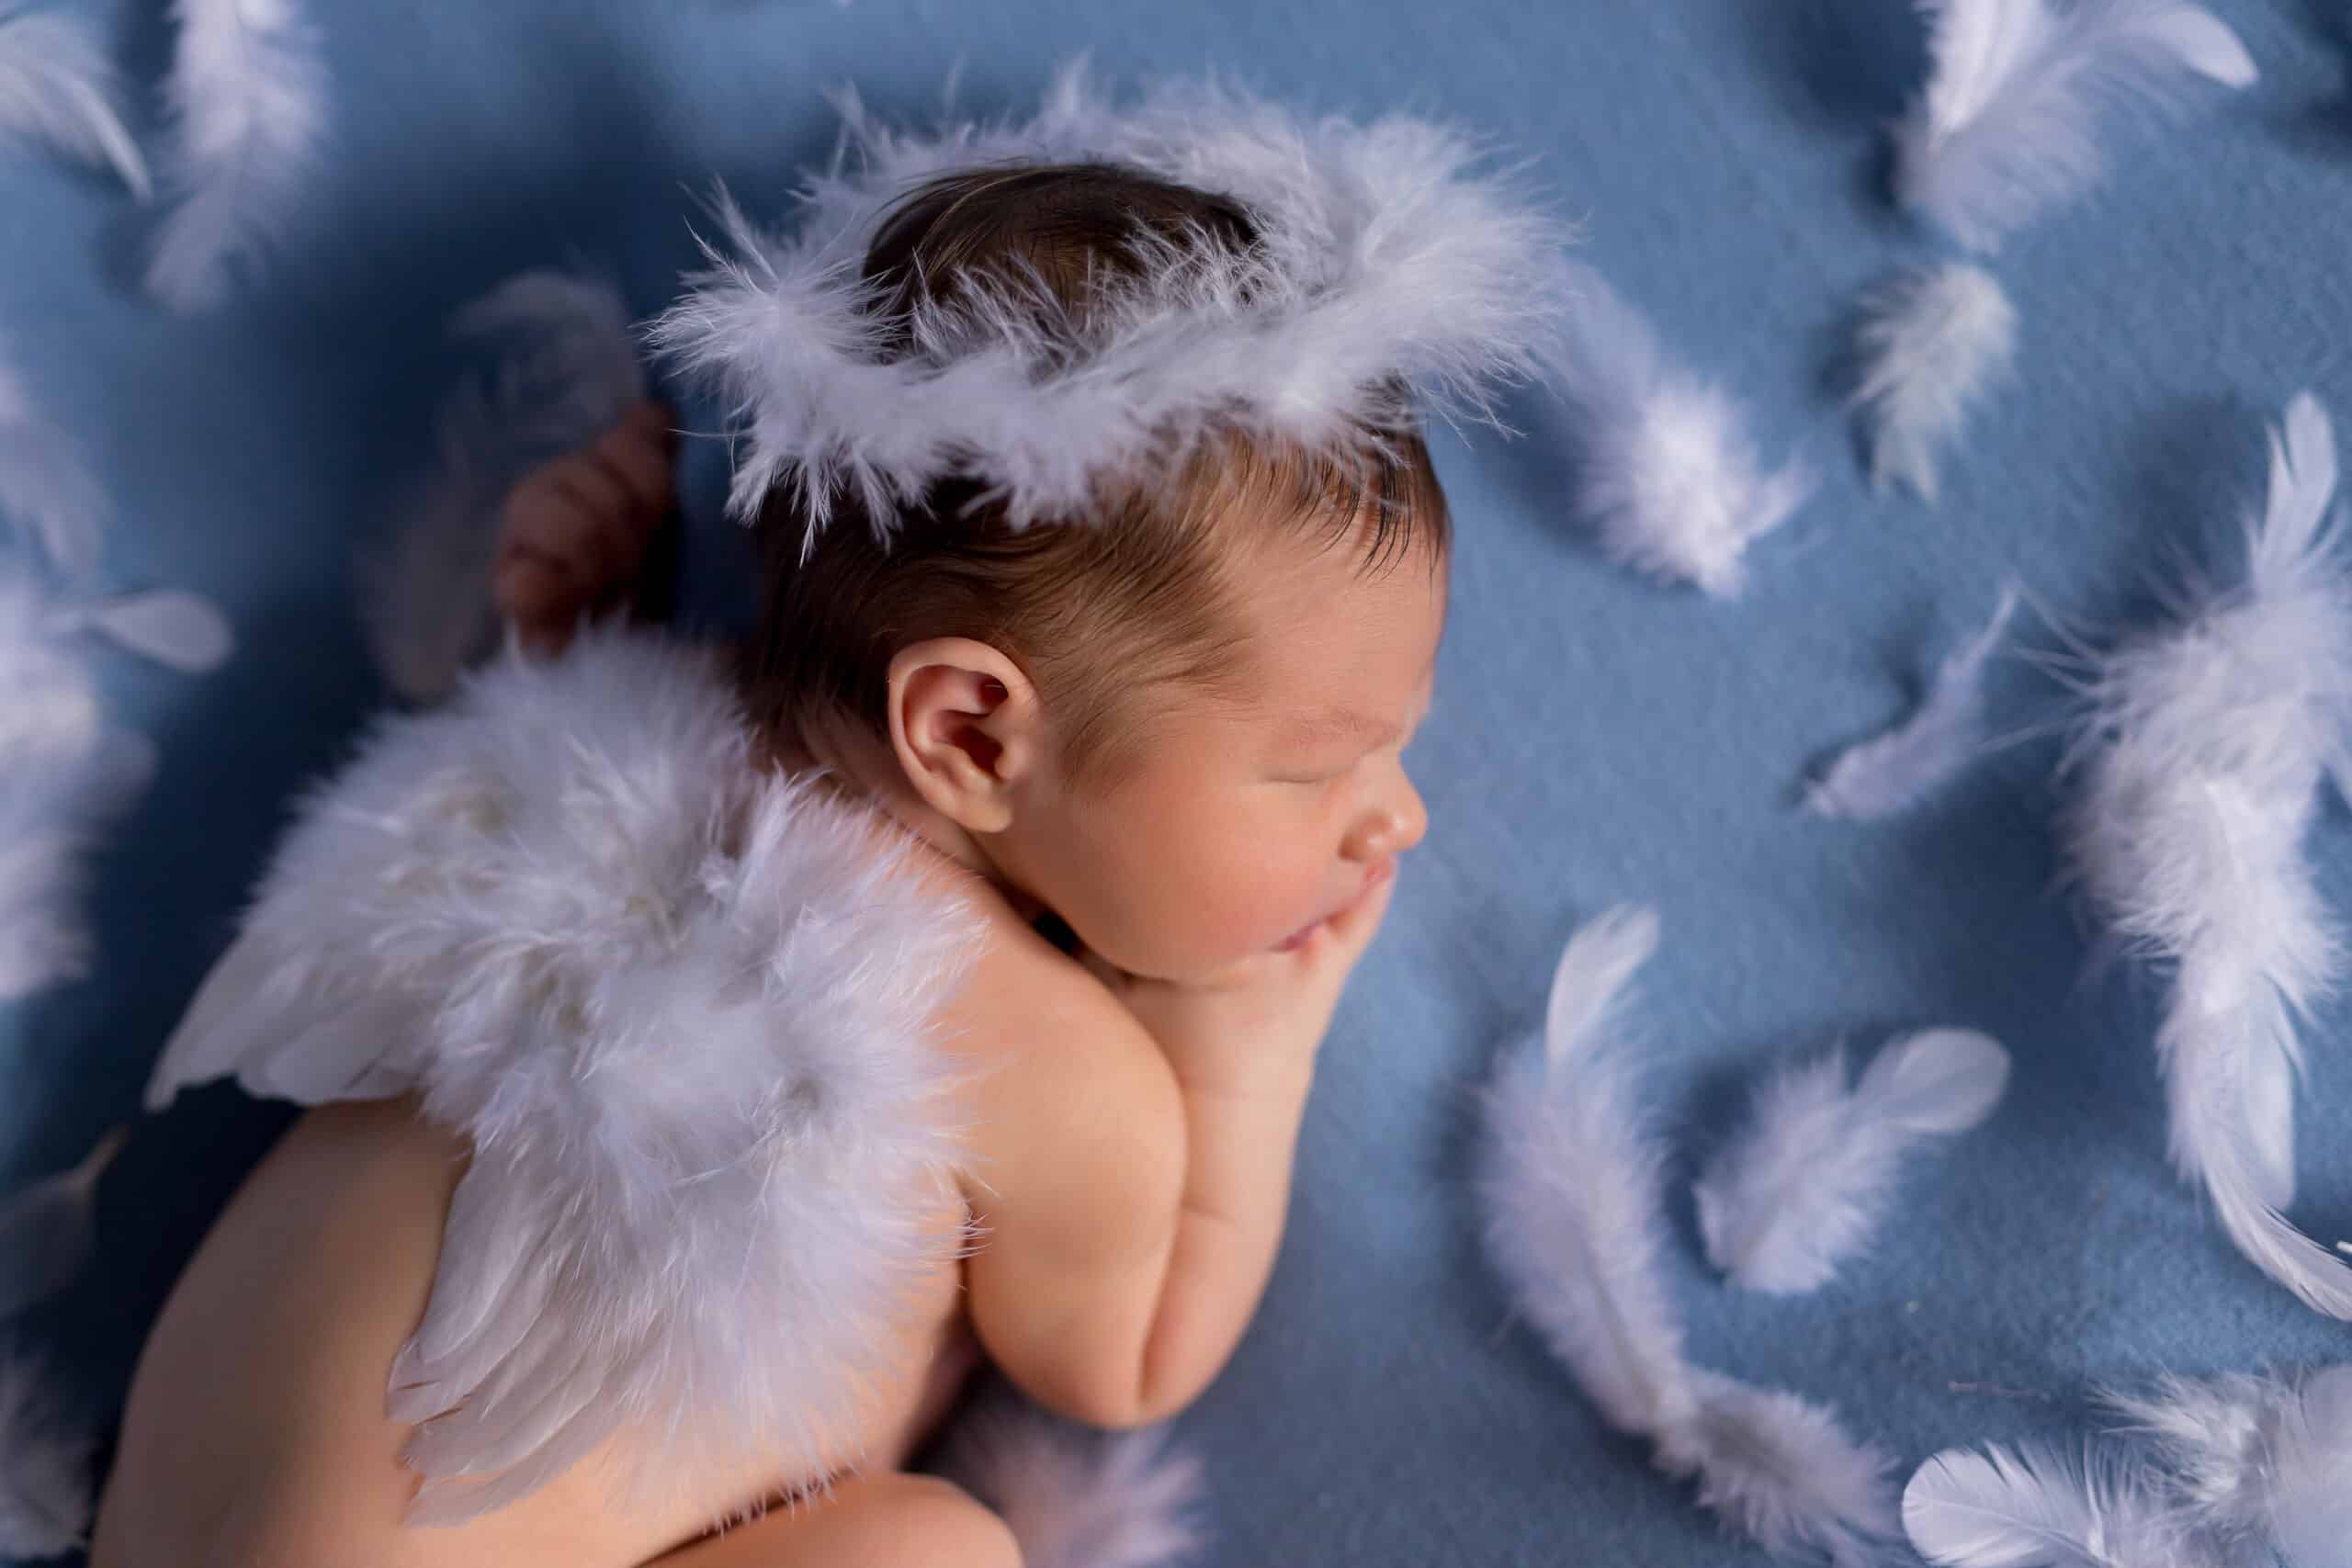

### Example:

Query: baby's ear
xmin=886 ymin=638 xmax=1041 ymax=834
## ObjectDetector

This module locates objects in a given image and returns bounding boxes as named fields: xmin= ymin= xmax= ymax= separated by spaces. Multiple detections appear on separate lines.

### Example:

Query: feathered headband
xmin=644 ymin=62 xmax=1576 ymax=538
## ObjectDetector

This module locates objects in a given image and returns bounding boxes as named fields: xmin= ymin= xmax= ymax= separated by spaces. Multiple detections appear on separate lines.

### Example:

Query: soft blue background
xmin=5 ymin=0 xmax=2352 ymax=1562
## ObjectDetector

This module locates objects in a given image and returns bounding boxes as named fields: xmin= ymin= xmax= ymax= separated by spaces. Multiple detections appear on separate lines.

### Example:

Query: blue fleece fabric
xmin=6 ymin=0 xmax=2352 ymax=1562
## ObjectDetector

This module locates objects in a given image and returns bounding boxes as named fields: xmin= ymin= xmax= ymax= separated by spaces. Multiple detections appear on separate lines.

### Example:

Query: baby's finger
xmin=594 ymin=409 xmax=675 ymax=516
xmin=1319 ymin=863 xmax=1398 ymax=955
xmin=501 ymin=483 xmax=609 ymax=585
xmin=538 ymin=462 xmax=633 ymax=583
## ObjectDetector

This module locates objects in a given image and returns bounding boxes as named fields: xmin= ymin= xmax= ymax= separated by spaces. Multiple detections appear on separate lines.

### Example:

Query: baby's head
xmin=749 ymin=163 xmax=1447 ymax=984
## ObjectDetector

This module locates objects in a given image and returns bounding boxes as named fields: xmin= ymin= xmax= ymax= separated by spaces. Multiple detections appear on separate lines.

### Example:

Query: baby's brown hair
xmin=745 ymin=162 xmax=1451 ymax=781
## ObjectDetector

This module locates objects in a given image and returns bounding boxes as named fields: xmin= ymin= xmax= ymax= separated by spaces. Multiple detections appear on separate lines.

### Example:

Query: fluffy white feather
xmin=1894 ymin=0 xmax=2258 ymax=254
xmin=1544 ymin=269 xmax=1814 ymax=598
xmin=1903 ymin=1443 xmax=2188 ymax=1566
xmin=1851 ymin=265 xmax=2018 ymax=504
xmin=146 ymin=0 xmax=328 ymax=311
xmin=2064 ymin=391 xmax=2352 ymax=1316
xmin=363 ymin=268 xmax=645 ymax=703
xmin=1696 ymin=1028 xmax=2011 ymax=1294
xmin=1808 ymin=587 xmax=2019 ymax=820
xmin=0 ymin=7 xmax=149 ymax=197
xmin=146 ymin=628 xmax=980 ymax=1522
xmin=0 ymin=1125 xmax=125 ymax=1316
xmin=0 ymin=1348 xmax=94 ymax=1559
xmin=2101 ymin=1366 xmax=2352 ymax=1565
xmin=0 ymin=565 xmax=206 ymax=999
xmin=945 ymin=1403 xmax=1206 ymax=1568
xmin=0 ymin=333 xmax=109 ymax=578
xmin=646 ymin=61 xmax=1574 ymax=538
xmin=1478 ymin=908 xmax=1899 ymax=1564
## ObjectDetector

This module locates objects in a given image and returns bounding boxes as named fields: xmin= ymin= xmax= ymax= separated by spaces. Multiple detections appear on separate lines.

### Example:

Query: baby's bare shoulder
xmin=939 ymin=892 xmax=1183 ymax=1196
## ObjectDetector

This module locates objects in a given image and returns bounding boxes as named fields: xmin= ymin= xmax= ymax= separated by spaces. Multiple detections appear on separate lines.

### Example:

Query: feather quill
xmin=363 ymin=269 xmax=644 ymax=703
xmin=0 ymin=333 xmax=108 ymax=578
xmin=1851 ymin=265 xmax=2018 ymax=504
xmin=1545 ymin=270 xmax=1813 ymax=598
xmin=1894 ymin=0 xmax=2258 ymax=254
xmin=2101 ymin=1366 xmax=2352 ymax=1566
xmin=0 ymin=7 xmax=150 ymax=197
xmin=1478 ymin=908 xmax=1899 ymax=1564
xmin=2065 ymin=392 xmax=2352 ymax=1315
xmin=1903 ymin=1443 xmax=2187 ymax=1567
xmin=0 ymin=1125 xmax=126 ymax=1315
xmin=0 ymin=1348 xmax=94 ymax=1559
xmin=1696 ymin=1028 xmax=2011 ymax=1293
xmin=145 ymin=0 xmax=328 ymax=311
xmin=946 ymin=1403 xmax=1206 ymax=1568
xmin=1808 ymin=587 xmax=2019 ymax=820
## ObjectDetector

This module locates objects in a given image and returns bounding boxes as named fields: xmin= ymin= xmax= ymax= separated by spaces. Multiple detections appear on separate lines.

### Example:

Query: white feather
xmin=0 ymin=7 xmax=149 ymax=197
xmin=0 ymin=332 xmax=109 ymax=578
xmin=0 ymin=1125 xmax=126 ymax=1315
xmin=363 ymin=269 xmax=644 ymax=703
xmin=1479 ymin=908 xmax=1899 ymax=1564
xmin=1903 ymin=1444 xmax=2188 ymax=1567
xmin=646 ymin=62 xmax=1575 ymax=539
xmin=1696 ymin=1028 xmax=2011 ymax=1294
xmin=2065 ymin=392 xmax=2352 ymax=1315
xmin=146 ymin=628 xmax=981 ymax=1522
xmin=945 ymin=1403 xmax=1206 ymax=1568
xmin=0 ymin=563 xmax=169 ymax=1000
xmin=0 ymin=1348 xmax=94 ymax=1559
xmin=2101 ymin=1366 xmax=2352 ymax=1565
xmin=1808 ymin=587 xmax=2019 ymax=820
xmin=145 ymin=0 xmax=328 ymax=312
xmin=77 ymin=590 xmax=233 ymax=671
xmin=1894 ymin=0 xmax=2258 ymax=254
xmin=1544 ymin=270 xmax=1814 ymax=598
xmin=1851 ymin=265 xmax=2018 ymax=504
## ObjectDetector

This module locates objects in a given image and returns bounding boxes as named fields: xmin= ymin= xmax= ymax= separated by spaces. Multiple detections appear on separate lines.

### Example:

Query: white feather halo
xmin=1477 ymin=908 xmax=1900 ymax=1566
xmin=146 ymin=0 xmax=329 ymax=312
xmin=1894 ymin=0 xmax=2258 ymax=254
xmin=0 ymin=6 xmax=150 ymax=198
xmin=2064 ymin=392 xmax=2352 ymax=1317
xmin=644 ymin=60 xmax=1576 ymax=539
xmin=1545 ymin=268 xmax=1814 ymax=599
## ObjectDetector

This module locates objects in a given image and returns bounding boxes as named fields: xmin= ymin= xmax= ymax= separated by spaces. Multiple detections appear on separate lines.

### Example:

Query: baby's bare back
xmin=91 ymin=1097 xmax=970 ymax=1568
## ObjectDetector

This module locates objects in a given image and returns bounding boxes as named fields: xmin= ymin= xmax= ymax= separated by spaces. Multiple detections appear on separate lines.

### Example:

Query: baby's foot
xmin=493 ymin=400 xmax=676 ymax=655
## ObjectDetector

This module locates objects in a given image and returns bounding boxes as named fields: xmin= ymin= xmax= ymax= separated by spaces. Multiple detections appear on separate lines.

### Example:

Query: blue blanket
xmin=6 ymin=0 xmax=2351 ymax=1562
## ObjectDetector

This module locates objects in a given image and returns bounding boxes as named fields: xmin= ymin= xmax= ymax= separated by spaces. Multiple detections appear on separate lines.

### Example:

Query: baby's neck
xmin=772 ymin=709 xmax=1046 ymax=924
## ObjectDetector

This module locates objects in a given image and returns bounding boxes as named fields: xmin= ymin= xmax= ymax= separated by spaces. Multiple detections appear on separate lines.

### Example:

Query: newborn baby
xmin=94 ymin=162 xmax=1446 ymax=1567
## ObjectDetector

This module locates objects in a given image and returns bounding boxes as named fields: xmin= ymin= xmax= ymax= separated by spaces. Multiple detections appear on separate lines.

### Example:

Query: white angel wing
xmin=142 ymin=630 xmax=979 ymax=1520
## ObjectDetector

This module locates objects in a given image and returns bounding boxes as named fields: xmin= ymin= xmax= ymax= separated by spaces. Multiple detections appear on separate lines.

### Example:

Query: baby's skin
xmin=93 ymin=402 xmax=1441 ymax=1567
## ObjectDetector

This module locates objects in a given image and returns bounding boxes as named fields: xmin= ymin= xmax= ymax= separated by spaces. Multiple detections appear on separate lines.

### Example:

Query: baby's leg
xmin=647 ymin=1475 xmax=1018 ymax=1568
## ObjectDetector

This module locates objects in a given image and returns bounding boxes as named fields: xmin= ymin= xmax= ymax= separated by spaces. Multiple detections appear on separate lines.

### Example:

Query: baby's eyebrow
xmin=1283 ymin=707 xmax=1403 ymax=749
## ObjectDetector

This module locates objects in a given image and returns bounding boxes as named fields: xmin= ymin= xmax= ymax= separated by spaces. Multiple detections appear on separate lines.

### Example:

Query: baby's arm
xmin=957 ymin=872 xmax=1395 ymax=1428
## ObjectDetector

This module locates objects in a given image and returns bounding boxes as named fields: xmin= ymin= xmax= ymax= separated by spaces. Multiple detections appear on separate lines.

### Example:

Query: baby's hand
xmin=493 ymin=400 xmax=676 ymax=655
xmin=1091 ymin=862 xmax=1397 ymax=1093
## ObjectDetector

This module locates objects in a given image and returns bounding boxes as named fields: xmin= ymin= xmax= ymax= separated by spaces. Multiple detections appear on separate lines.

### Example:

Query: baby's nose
xmin=1348 ymin=771 xmax=1429 ymax=861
